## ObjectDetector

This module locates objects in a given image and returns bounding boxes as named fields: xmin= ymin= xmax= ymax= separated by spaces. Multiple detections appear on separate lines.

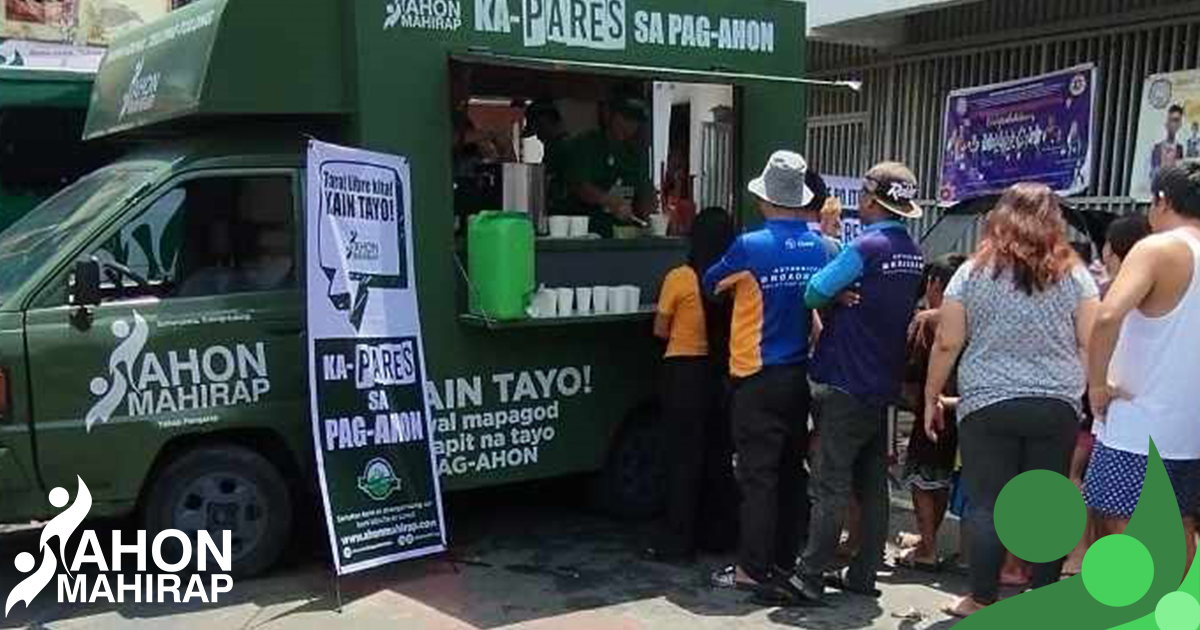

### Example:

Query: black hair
xmin=1169 ymin=104 xmax=1186 ymax=116
xmin=1105 ymin=215 xmax=1152 ymax=260
xmin=690 ymin=207 xmax=735 ymax=365
xmin=1152 ymin=162 xmax=1200 ymax=221
xmin=802 ymin=170 xmax=830 ymax=213
xmin=922 ymin=253 xmax=968 ymax=293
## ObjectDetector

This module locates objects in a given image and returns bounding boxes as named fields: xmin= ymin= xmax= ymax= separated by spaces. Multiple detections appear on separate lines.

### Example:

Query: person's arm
xmin=1075 ymin=297 xmax=1099 ymax=371
xmin=654 ymin=270 xmax=681 ymax=341
xmin=805 ymin=245 xmax=864 ymax=309
xmin=1088 ymin=240 xmax=1159 ymax=417
xmin=924 ymin=299 xmax=967 ymax=443
xmin=810 ymin=310 xmax=823 ymax=350
xmin=702 ymin=238 xmax=749 ymax=298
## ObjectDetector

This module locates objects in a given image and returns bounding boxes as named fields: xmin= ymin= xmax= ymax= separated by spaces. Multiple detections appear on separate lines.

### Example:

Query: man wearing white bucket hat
xmin=703 ymin=150 xmax=830 ymax=604
xmin=794 ymin=161 xmax=926 ymax=604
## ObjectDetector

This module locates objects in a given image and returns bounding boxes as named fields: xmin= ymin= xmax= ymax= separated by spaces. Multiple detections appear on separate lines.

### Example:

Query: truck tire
xmin=141 ymin=445 xmax=292 ymax=578
xmin=595 ymin=417 xmax=666 ymax=520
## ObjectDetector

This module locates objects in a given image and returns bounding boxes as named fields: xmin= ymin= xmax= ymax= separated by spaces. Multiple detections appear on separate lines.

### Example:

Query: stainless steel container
xmin=501 ymin=163 xmax=546 ymax=234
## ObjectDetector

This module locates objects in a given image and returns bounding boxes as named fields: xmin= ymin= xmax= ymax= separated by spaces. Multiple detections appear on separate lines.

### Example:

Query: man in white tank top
xmin=1088 ymin=163 xmax=1200 ymax=572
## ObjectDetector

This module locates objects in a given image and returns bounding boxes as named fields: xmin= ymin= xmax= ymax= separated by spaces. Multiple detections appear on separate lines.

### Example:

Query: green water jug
xmin=468 ymin=211 xmax=535 ymax=320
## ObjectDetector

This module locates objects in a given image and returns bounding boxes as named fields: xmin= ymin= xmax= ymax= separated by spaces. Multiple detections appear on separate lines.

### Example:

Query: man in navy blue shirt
xmin=704 ymin=151 xmax=828 ymax=601
xmin=794 ymin=162 xmax=926 ymax=602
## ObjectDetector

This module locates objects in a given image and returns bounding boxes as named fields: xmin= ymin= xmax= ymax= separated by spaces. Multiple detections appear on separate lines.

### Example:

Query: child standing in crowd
xmin=645 ymin=208 xmax=736 ymax=563
xmin=796 ymin=162 xmax=926 ymax=604
xmin=925 ymin=183 xmax=1099 ymax=618
xmin=705 ymin=151 xmax=829 ymax=602
xmin=1063 ymin=214 xmax=1151 ymax=575
xmin=898 ymin=253 xmax=967 ymax=571
xmin=1088 ymin=164 xmax=1200 ymax=573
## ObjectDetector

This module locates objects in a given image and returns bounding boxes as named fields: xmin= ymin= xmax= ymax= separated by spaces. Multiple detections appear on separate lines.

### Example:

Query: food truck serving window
xmin=452 ymin=57 xmax=738 ymax=327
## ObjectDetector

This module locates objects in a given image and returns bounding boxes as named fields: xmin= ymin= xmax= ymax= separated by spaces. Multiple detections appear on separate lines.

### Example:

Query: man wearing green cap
xmin=563 ymin=97 xmax=654 ymax=238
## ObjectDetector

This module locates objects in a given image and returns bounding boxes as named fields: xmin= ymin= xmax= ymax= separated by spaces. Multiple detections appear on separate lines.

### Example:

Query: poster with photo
xmin=1130 ymin=69 xmax=1200 ymax=201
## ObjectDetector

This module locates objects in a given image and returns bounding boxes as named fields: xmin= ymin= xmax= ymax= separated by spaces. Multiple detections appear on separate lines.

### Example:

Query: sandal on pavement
xmin=710 ymin=564 xmax=759 ymax=592
xmin=942 ymin=595 xmax=989 ymax=618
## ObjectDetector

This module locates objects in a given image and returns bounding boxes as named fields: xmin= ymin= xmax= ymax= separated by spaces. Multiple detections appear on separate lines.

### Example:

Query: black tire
xmin=594 ymin=416 xmax=666 ymax=520
xmin=141 ymin=445 xmax=292 ymax=578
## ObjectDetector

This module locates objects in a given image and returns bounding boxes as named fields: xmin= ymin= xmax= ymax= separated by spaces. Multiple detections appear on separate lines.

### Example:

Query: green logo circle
xmin=1156 ymin=592 xmax=1200 ymax=630
xmin=995 ymin=470 xmax=1085 ymax=562
xmin=1082 ymin=534 xmax=1154 ymax=607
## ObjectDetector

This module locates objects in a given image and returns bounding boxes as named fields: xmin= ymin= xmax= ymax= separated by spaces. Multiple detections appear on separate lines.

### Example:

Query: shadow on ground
xmin=1 ymin=477 xmax=968 ymax=629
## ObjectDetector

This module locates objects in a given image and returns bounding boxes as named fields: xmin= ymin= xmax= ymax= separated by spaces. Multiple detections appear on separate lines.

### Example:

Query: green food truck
xmin=0 ymin=0 xmax=807 ymax=576
xmin=0 ymin=68 xmax=112 ymax=232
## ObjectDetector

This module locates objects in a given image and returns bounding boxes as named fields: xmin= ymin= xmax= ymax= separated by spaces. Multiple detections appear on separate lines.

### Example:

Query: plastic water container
xmin=468 ymin=211 xmax=535 ymax=320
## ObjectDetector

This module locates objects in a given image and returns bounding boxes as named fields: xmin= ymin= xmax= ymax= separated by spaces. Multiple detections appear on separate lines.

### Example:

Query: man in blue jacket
xmin=703 ymin=151 xmax=829 ymax=603
xmin=795 ymin=162 xmax=926 ymax=602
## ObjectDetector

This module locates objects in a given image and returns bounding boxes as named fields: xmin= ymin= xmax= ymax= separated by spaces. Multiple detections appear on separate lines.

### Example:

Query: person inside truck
xmin=562 ymin=95 xmax=653 ymax=238
xmin=522 ymin=99 xmax=572 ymax=216
xmin=229 ymin=179 xmax=294 ymax=292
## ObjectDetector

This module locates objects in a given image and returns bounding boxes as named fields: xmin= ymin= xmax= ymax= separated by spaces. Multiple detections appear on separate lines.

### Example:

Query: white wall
xmin=651 ymin=82 xmax=734 ymax=192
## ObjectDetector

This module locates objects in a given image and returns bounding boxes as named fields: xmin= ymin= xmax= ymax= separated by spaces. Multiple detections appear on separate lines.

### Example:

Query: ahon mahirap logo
xmin=4 ymin=477 xmax=233 ymax=616
xmin=83 ymin=311 xmax=273 ymax=432
xmin=85 ymin=312 xmax=150 ymax=432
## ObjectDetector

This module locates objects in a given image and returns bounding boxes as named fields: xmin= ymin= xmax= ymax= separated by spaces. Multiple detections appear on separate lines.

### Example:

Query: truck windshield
xmin=0 ymin=165 xmax=156 ymax=305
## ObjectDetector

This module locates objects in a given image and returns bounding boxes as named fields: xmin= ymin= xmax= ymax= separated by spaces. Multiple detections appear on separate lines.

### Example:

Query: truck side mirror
xmin=70 ymin=259 xmax=102 ymax=308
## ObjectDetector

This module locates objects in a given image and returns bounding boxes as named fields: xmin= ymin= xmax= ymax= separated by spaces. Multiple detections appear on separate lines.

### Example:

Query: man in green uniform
xmin=564 ymin=96 xmax=654 ymax=238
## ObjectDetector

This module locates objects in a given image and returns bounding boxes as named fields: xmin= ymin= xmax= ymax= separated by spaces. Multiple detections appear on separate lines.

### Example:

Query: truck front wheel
xmin=141 ymin=445 xmax=292 ymax=578
xmin=595 ymin=417 xmax=666 ymax=520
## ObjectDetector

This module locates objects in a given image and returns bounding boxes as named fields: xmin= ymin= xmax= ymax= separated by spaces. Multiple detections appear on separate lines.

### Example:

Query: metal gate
xmin=698 ymin=120 xmax=735 ymax=211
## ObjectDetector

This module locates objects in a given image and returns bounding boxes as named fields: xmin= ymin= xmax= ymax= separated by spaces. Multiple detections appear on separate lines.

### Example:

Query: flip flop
xmin=894 ymin=555 xmax=944 ymax=573
xmin=942 ymin=597 xmax=988 ymax=618
xmin=710 ymin=565 xmax=759 ymax=591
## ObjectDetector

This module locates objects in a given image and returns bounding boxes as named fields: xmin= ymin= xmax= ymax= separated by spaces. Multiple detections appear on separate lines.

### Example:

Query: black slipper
xmin=823 ymin=571 xmax=882 ymax=598
xmin=751 ymin=573 xmax=828 ymax=608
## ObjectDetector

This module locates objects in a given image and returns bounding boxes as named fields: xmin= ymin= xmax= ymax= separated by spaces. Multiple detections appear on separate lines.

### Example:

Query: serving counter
xmin=458 ymin=235 xmax=688 ymax=329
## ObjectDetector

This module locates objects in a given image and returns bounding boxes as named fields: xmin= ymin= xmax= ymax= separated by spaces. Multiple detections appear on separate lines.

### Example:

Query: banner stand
xmin=305 ymin=140 xmax=448 ymax=584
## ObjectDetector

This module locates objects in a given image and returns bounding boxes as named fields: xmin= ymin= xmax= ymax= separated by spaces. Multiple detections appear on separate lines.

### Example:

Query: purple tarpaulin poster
xmin=938 ymin=63 xmax=1097 ymax=206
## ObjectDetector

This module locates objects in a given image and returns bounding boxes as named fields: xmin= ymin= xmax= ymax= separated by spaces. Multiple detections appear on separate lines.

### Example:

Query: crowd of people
xmin=647 ymin=150 xmax=1200 ymax=616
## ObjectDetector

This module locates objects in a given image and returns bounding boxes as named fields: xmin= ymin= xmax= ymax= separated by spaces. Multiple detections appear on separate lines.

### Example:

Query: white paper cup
xmin=610 ymin=286 xmax=630 ymax=314
xmin=548 ymin=216 xmax=571 ymax=238
xmin=531 ymin=288 xmax=557 ymax=318
xmin=623 ymin=286 xmax=642 ymax=313
xmin=576 ymin=287 xmax=593 ymax=315
xmin=592 ymin=286 xmax=610 ymax=314
xmin=555 ymin=287 xmax=575 ymax=317
xmin=650 ymin=214 xmax=669 ymax=237
xmin=569 ymin=216 xmax=590 ymax=238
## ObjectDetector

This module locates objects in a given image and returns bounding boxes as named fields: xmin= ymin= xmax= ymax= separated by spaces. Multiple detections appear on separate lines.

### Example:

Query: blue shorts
xmin=1084 ymin=442 xmax=1200 ymax=519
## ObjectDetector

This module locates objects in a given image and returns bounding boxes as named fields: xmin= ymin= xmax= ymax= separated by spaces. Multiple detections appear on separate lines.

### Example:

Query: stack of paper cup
xmin=569 ymin=216 xmax=590 ymax=238
xmin=621 ymin=285 xmax=641 ymax=313
xmin=593 ymin=286 xmax=610 ymax=314
xmin=576 ymin=287 xmax=593 ymax=315
xmin=548 ymin=216 xmax=571 ymax=238
xmin=555 ymin=288 xmax=575 ymax=316
xmin=611 ymin=286 xmax=630 ymax=314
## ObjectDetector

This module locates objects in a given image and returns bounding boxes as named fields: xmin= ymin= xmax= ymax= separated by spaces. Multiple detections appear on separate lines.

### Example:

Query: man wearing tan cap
xmin=793 ymin=162 xmax=926 ymax=603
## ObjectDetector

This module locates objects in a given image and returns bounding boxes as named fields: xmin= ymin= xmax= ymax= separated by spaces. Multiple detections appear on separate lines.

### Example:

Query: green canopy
xmin=84 ymin=0 xmax=346 ymax=140
xmin=0 ymin=68 xmax=93 ymax=110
